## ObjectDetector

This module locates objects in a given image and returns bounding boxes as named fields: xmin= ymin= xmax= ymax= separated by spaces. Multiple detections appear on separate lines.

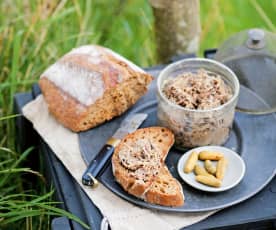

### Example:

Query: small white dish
xmin=177 ymin=146 xmax=246 ymax=192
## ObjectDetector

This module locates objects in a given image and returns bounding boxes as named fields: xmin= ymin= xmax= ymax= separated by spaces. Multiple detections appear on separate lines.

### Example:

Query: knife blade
xmin=82 ymin=113 xmax=148 ymax=187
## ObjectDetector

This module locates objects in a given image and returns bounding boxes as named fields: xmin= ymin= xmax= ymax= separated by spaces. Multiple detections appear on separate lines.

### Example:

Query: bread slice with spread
xmin=112 ymin=127 xmax=184 ymax=207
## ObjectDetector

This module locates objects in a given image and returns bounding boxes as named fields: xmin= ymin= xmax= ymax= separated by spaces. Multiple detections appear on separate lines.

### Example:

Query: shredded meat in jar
xmin=162 ymin=69 xmax=233 ymax=110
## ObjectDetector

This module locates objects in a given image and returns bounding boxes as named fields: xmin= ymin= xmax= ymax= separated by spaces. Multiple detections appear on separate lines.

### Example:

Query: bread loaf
xmin=39 ymin=45 xmax=152 ymax=132
xmin=112 ymin=127 xmax=184 ymax=207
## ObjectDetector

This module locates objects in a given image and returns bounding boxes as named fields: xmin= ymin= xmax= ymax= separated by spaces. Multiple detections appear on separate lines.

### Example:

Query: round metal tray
xmin=79 ymin=87 xmax=276 ymax=212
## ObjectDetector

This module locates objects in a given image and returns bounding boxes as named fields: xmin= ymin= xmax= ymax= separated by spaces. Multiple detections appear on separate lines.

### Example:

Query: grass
xmin=0 ymin=146 xmax=90 ymax=229
xmin=0 ymin=0 xmax=275 ymax=229
xmin=200 ymin=0 xmax=276 ymax=53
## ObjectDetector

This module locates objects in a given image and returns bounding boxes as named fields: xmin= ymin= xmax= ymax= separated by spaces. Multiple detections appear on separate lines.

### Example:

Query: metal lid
xmin=214 ymin=28 xmax=276 ymax=115
xmin=246 ymin=28 xmax=265 ymax=49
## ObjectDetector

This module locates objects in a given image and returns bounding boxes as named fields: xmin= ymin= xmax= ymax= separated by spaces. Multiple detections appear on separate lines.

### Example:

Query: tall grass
xmin=200 ymin=0 xmax=276 ymax=53
xmin=0 ymin=146 xmax=90 ymax=229
xmin=0 ymin=0 xmax=275 ymax=229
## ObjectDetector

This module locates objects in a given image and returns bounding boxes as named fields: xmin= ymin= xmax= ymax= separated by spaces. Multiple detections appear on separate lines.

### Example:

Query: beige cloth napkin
xmin=23 ymin=95 xmax=216 ymax=230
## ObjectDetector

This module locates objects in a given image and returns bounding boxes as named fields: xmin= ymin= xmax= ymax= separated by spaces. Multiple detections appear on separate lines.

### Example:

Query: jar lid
xmin=214 ymin=28 xmax=276 ymax=115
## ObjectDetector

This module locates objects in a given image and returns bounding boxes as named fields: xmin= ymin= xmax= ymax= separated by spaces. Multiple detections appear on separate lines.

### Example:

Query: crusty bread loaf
xmin=112 ymin=127 xmax=184 ymax=207
xmin=39 ymin=45 xmax=152 ymax=132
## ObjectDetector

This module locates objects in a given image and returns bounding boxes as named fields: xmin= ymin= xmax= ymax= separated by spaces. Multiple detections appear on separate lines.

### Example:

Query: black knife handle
xmin=82 ymin=144 xmax=114 ymax=187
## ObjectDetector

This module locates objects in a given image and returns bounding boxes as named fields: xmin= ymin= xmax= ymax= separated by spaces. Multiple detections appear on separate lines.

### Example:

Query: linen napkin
xmin=23 ymin=95 xmax=216 ymax=230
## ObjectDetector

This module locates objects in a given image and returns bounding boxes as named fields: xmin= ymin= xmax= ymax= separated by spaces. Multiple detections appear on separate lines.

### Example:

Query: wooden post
xmin=149 ymin=0 xmax=201 ymax=63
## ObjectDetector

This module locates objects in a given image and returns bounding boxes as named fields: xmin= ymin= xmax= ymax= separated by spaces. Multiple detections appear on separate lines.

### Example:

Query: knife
xmin=82 ymin=113 xmax=148 ymax=187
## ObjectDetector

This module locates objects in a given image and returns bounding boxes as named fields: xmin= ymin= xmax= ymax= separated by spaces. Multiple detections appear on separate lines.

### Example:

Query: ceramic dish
xmin=177 ymin=146 xmax=246 ymax=192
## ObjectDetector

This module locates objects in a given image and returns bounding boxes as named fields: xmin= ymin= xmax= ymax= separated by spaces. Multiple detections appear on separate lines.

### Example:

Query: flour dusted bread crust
xmin=39 ymin=45 xmax=152 ymax=132
xmin=112 ymin=127 xmax=184 ymax=207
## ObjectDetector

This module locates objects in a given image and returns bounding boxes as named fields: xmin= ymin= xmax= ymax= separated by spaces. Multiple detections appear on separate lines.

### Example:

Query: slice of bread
xmin=145 ymin=166 xmax=184 ymax=207
xmin=112 ymin=127 xmax=184 ymax=207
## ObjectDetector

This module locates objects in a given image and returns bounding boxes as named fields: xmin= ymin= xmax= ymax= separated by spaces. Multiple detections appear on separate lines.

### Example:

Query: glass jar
xmin=156 ymin=58 xmax=240 ymax=149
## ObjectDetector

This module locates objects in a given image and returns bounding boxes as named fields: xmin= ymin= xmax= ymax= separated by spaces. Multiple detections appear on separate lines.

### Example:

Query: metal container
xmin=215 ymin=28 xmax=276 ymax=115
xmin=156 ymin=58 xmax=240 ymax=149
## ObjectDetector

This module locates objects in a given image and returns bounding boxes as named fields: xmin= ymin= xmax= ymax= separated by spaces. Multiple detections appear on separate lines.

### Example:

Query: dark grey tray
xmin=15 ymin=87 xmax=276 ymax=229
xmin=79 ymin=79 xmax=276 ymax=212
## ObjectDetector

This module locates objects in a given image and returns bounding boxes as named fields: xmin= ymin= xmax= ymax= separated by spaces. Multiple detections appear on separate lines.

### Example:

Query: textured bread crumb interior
xmin=145 ymin=166 xmax=184 ymax=207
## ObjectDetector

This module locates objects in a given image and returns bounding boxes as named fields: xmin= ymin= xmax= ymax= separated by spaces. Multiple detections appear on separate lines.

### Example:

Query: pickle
xmin=198 ymin=151 xmax=224 ymax=161
xmin=194 ymin=164 xmax=214 ymax=178
xmin=184 ymin=151 xmax=198 ymax=173
xmin=216 ymin=157 xmax=228 ymax=180
xmin=196 ymin=175 xmax=222 ymax=187
xmin=204 ymin=160 xmax=217 ymax=175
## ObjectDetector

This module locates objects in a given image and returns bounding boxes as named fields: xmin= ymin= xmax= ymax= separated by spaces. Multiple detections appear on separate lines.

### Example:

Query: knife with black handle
xmin=82 ymin=113 xmax=148 ymax=187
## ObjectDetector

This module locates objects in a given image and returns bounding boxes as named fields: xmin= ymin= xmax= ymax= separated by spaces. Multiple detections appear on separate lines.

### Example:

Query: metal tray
xmin=79 ymin=81 xmax=276 ymax=212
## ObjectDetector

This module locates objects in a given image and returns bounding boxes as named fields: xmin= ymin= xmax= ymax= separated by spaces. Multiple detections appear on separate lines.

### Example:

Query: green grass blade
xmin=0 ymin=114 xmax=21 ymax=121
xmin=250 ymin=0 xmax=276 ymax=32
xmin=0 ymin=147 xmax=35 ymax=188
xmin=9 ymin=30 xmax=23 ymax=112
